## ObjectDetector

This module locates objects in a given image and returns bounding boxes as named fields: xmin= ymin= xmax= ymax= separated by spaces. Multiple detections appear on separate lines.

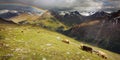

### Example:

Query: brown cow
xmin=62 ymin=39 xmax=70 ymax=44
xmin=80 ymin=45 xmax=108 ymax=59
xmin=93 ymin=50 xmax=107 ymax=59
xmin=81 ymin=45 xmax=93 ymax=53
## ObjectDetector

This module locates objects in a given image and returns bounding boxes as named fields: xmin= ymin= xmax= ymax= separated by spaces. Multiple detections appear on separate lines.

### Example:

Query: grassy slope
xmin=0 ymin=23 xmax=120 ymax=60
xmin=27 ymin=11 xmax=68 ymax=31
xmin=10 ymin=13 xmax=40 ymax=23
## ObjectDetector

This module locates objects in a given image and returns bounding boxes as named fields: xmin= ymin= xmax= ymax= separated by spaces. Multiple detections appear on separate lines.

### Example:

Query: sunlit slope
xmin=0 ymin=23 xmax=119 ymax=60
xmin=9 ymin=13 xmax=41 ymax=23
xmin=27 ymin=11 xmax=68 ymax=31
xmin=4 ymin=10 xmax=67 ymax=31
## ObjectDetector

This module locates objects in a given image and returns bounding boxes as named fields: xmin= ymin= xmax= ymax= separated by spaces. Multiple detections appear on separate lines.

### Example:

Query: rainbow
xmin=0 ymin=2 xmax=45 ymax=11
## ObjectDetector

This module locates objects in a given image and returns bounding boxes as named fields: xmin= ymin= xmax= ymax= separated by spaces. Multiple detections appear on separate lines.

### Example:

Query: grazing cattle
xmin=81 ymin=45 xmax=93 ymax=53
xmin=80 ymin=45 xmax=108 ymax=59
xmin=62 ymin=39 xmax=70 ymax=44
xmin=93 ymin=50 xmax=107 ymax=59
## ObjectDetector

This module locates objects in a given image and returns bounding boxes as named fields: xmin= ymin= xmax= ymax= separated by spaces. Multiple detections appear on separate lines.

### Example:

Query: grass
xmin=14 ymin=11 xmax=68 ymax=31
xmin=0 ymin=23 xmax=120 ymax=60
xmin=29 ymin=18 xmax=66 ymax=30
xmin=9 ymin=13 xmax=41 ymax=23
xmin=27 ymin=13 xmax=68 ymax=31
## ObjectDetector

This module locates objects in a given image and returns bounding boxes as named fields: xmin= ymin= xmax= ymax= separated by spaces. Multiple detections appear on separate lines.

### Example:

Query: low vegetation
xmin=0 ymin=23 xmax=120 ymax=60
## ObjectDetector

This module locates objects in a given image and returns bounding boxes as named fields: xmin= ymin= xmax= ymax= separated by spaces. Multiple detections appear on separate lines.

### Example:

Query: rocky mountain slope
xmin=51 ymin=10 xmax=111 ymax=26
xmin=63 ymin=10 xmax=120 ymax=53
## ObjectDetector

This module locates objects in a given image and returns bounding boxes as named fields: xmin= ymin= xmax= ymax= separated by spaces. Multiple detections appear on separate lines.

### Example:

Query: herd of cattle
xmin=62 ymin=39 xmax=108 ymax=59
xmin=10 ymin=30 xmax=108 ymax=59
xmin=1 ymin=29 xmax=108 ymax=59
xmin=19 ymin=30 xmax=107 ymax=59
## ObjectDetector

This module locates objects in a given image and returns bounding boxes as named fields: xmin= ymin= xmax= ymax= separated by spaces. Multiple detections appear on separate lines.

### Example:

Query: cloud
xmin=99 ymin=0 xmax=120 ymax=11
xmin=33 ymin=0 xmax=76 ymax=8
xmin=0 ymin=0 xmax=119 ymax=12
xmin=33 ymin=0 xmax=103 ymax=11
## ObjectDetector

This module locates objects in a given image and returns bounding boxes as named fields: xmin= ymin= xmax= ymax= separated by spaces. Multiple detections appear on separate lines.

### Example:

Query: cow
xmin=92 ymin=50 xmax=107 ymax=59
xmin=81 ymin=45 xmax=93 ymax=53
xmin=62 ymin=39 xmax=70 ymax=44
xmin=80 ymin=45 xmax=108 ymax=59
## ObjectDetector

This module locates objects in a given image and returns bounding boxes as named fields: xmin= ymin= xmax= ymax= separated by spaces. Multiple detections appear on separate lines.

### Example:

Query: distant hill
xmin=51 ymin=11 xmax=111 ymax=26
xmin=0 ymin=9 xmax=46 ymax=23
xmin=0 ymin=4 xmax=46 ymax=24
xmin=27 ymin=11 xmax=68 ymax=31
xmin=51 ymin=11 xmax=84 ymax=26
xmin=0 ymin=10 xmax=19 ymax=19
xmin=0 ymin=9 xmax=67 ymax=31
xmin=0 ymin=17 xmax=14 ymax=24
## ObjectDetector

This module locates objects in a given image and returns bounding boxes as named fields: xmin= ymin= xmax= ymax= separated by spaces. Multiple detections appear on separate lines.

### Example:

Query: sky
xmin=0 ymin=0 xmax=119 ymax=12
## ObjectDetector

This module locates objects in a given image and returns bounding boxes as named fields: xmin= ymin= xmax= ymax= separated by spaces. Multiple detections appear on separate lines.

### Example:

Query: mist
xmin=0 ymin=0 xmax=120 ymax=12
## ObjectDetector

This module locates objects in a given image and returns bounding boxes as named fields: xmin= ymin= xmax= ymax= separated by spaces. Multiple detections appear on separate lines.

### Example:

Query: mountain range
xmin=51 ymin=10 xmax=113 ymax=26
xmin=0 ymin=5 xmax=120 ymax=53
xmin=0 ymin=9 xmax=46 ymax=23
xmin=59 ymin=10 xmax=120 ymax=53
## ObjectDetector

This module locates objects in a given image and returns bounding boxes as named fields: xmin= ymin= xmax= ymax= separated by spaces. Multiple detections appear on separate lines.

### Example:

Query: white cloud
xmin=33 ymin=0 xmax=103 ymax=11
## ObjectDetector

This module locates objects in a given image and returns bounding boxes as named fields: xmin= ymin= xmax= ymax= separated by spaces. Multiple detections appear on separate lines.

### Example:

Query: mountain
xmin=82 ymin=11 xmax=110 ymax=22
xmin=0 ymin=4 xmax=120 ymax=60
xmin=0 ymin=4 xmax=46 ymax=23
xmin=0 ymin=10 xmax=67 ymax=31
xmin=27 ymin=11 xmax=67 ymax=31
xmin=51 ymin=11 xmax=85 ymax=26
xmin=0 ymin=9 xmax=46 ymax=23
xmin=88 ymin=11 xmax=110 ymax=18
xmin=51 ymin=11 xmax=111 ymax=26
xmin=0 ymin=10 xmax=19 ymax=19
xmin=63 ymin=10 xmax=120 ymax=53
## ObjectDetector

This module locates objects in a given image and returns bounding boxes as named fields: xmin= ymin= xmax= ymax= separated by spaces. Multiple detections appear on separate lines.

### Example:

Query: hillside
xmin=64 ymin=10 xmax=120 ymax=53
xmin=0 ymin=9 xmax=67 ymax=31
xmin=0 ymin=4 xmax=46 ymax=24
xmin=25 ymin=11 xmax=68 ymax=31
xmin=0 ymin=22 xmax=120 ymax=60
xmin=9 ymin=13 xmax=41 ymax=23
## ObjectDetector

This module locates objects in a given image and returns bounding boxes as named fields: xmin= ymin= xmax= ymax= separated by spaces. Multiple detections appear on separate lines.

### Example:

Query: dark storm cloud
xmin=0 ymin=0 xmax=119 ymax=12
